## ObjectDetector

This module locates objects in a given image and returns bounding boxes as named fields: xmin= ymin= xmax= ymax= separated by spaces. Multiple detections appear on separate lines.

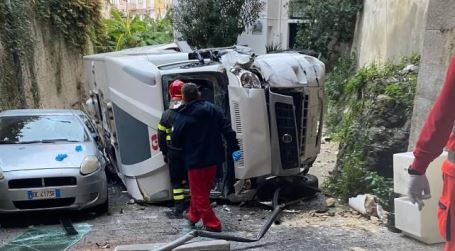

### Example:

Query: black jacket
xmin=171 ymin=100 xmax=240 ymax=170
xmin=157 ymin=109 xmax=178 ymax=156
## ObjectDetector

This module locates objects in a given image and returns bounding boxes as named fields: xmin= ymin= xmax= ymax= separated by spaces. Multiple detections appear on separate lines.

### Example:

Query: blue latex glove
xmin=232 ymin=150 xmax=242 ymax=161
xmin=55 ymin=153 xmax=68 ymax=161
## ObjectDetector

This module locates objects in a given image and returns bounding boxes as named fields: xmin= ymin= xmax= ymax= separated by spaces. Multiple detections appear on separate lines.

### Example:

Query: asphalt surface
xmin=0 ymin=178 xmax=444 ymax=250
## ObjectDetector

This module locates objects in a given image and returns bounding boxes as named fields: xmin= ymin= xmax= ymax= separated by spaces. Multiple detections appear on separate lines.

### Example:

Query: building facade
xmin=237 ymin=0 xmax=301 ymax=55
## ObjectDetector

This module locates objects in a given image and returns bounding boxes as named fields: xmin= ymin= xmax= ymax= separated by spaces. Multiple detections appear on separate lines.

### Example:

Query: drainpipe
xmin=279 ymin=0 xmax=282 ymax=46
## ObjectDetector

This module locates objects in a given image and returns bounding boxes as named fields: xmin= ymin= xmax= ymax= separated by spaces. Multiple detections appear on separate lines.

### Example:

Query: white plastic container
xmin=393 ymin=151 xmax=447 ymax=244
xmin=395 ymin=197 xmax=442 ymax=244
xmin=393 ymin=151 xmax=446 ymax=195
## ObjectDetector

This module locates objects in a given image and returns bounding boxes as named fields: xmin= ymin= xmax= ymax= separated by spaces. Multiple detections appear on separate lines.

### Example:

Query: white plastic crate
xmin=393 ymin=151 xmax=446 ymax=195
xmin=393 ymin=151 xmax=447 ymax=244
xmin=395 ymin=197 xmax=443 ymax=244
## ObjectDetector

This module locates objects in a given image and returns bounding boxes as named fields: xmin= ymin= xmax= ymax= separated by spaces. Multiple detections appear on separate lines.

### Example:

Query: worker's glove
xmin=408 ymin=169 xmax=431 ymax=211
xmin=232 ymin=150 xmax=242 ymax=161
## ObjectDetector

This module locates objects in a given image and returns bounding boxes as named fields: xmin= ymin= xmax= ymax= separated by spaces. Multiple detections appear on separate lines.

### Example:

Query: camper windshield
xmin=161 ymin=72 xmax=229 ymax=111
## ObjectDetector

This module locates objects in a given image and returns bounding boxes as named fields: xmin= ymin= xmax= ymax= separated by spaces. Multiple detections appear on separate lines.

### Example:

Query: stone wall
xmin=408 ymin=0 xmax=455 ymax=149
xmin=351 ymin=0 xmax=455 ymax=149
xmin=0 ymin=17 xmax=86 ymax=110
xmin=352 ymin=0 xmax=429 ymax=67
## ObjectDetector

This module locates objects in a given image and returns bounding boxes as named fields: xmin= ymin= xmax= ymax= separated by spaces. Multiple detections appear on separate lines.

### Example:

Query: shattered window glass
xmin=0 ymin=224 xmax=91 ymax=251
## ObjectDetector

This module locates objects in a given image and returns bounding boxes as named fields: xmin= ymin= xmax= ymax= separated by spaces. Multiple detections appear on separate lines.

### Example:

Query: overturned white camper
xmin=83 ymin=42 xmax=325 ymax=203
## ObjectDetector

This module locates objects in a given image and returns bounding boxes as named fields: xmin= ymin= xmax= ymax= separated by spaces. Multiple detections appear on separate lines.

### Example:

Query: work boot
xmin=165 ymin=201 xmax=186 ymax=219
xmin=184 ymin=212 xmax=197 ymax=227
xmin=174 ymin=200 xmax=186 ymax=219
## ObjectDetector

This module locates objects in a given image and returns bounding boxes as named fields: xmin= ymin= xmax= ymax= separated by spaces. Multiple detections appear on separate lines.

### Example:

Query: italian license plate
xmin=27 ymin=189 xmax=61 ymax=200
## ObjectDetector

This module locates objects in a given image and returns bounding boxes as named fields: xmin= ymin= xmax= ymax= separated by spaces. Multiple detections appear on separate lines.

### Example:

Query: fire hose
xmin=152 ymin=183 xmax=320 ymax=251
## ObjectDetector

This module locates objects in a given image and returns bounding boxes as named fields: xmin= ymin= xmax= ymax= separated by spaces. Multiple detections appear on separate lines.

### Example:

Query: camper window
xmin=161 ymin=73 xmax=229 ymax=112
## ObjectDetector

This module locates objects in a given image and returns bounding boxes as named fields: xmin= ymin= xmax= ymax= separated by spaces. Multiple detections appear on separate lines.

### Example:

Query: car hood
xmin=0 ymin=143 xmax=96 ymax=172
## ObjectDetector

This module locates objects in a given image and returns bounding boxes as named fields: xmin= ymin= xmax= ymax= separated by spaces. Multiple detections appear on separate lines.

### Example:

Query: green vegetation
xmin=97 ymin=10 xmax=173 ymax=52
xmin=35 ymin=0 xmax=103 ymax=53
xmin=0 ymin=0 xmax=103 ymax=110
xmin=173 ymin=0 xmax=264 ymax=48
xmin=324 ymin=54 xmax=420 ymax=210
xmin=0 ymin=0 xmax=36 ymax=109
xmin=324 ymin=54 xmax=357 ymax=134
xmin=289 ymin=0 xmax=362 ymax=61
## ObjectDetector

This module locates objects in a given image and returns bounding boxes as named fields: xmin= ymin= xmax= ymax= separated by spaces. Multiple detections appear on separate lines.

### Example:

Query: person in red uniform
xmin=171 ymin=83 xmax=241 ymax=232
xmin=409 ymin=56 xmax=455 ymax=251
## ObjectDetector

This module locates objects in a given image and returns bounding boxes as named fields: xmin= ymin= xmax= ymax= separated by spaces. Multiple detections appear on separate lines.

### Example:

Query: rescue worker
xmin=157 ymin=79 xmax=187 ymax=219
xmin=408 ymin=56 xmax=455 ymax=251
xmin=171 ymin=83 xmax=241 ymax=232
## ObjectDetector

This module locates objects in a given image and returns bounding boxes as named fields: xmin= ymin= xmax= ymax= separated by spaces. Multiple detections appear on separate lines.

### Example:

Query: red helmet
xmin=168 ymin=80 xmax=185 ymax=100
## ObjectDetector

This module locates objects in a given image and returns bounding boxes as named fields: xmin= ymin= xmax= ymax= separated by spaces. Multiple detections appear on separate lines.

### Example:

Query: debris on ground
xmin=376 ymin=204 xmax=388 ymax=221
xmin=327 ymin=211 xmax=336 ymax=217
xmin=127 ymin=199 xmax=135 ymax=204
xmin=370 ymin=216 xmax=380 ymax=224
xmin=283 ymin=209 xmax=300 ymax=213
xmin=96 ymin=241 xmax=110 ymax=249
xmin=348 ymin=194 xmax=388 ymax=223
xmin=0 ymin=224 xmax=91 ymax=251
xmin=326 ymin=197 xmax=337 ymax=207
xmin=315 ymin=207 xmax=329 ymax=213
xmin=222 ymin=205 xmax=231 ymax=212
xmin=350 ymin=247 xmax=366 ymax=251
xmin=348 ymin=194 xmax=375 ymax=216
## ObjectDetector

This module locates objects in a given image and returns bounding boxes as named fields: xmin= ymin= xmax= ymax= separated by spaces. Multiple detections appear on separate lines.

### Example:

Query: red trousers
xmin=440 ymin=160 xmax=455 ymax=251
xmin=187 ymin=165 xmax=221 ymax=230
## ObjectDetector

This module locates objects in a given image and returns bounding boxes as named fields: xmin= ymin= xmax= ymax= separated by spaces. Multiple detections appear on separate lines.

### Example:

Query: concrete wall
xmin=0 ymin=18 xmax=86 ymax=110
xmin=408 ymin=0 xmax=455 ymax=148
xmin=352 ymin=0 xmax=429 ymax=66
xmin=30 ymin=19 xmax=86 ymax=109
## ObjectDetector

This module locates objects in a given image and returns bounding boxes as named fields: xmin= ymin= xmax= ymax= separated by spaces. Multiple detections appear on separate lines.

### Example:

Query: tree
xmin=291 ymin=0 xmax=362 ymax=61
xmin=98 ymin=10 xmax=173 ymax=52
xmin=173 ymin=0 xmax=264 ymax=48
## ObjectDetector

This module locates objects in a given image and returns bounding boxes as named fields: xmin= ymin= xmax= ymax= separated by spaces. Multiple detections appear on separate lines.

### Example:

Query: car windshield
xmin=0 ymin=115 xmax=88 ymax=144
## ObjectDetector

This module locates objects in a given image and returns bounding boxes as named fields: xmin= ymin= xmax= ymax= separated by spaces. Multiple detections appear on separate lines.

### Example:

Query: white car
xmin=0 ymin=109 xmax=108 ymax=213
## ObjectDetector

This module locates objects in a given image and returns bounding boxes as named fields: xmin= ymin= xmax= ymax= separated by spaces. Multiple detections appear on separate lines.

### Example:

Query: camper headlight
xmin=240 ymin=71 xmax=262 ymax=88
xmin=80 ymin=156 xmax=100 ymax=175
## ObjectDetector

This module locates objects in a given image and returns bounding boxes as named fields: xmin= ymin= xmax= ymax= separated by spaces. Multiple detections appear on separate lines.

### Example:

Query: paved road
xmin=0 ymin=180 xmax=444 ymax=251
